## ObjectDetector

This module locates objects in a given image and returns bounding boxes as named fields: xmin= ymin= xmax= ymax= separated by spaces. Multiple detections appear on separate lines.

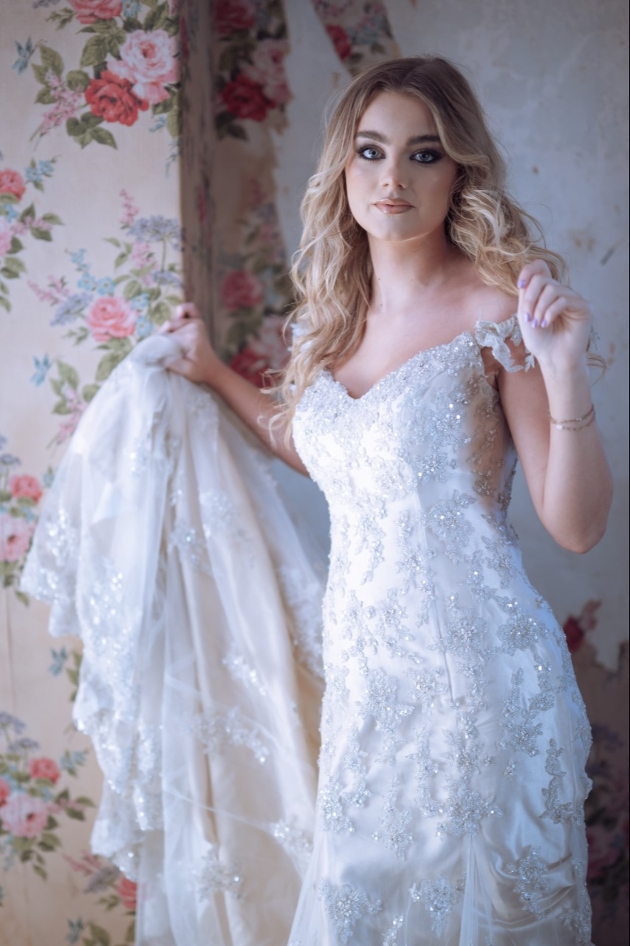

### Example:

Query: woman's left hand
xmin=516 ymin=259 xmax=592 ymax=374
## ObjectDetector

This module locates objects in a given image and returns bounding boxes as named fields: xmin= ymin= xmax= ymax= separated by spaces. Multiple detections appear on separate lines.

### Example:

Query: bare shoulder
xmin=468 ymin=280 xmax=516 ymax=328
xmin=454 ymin=257 xmax=516 ymax=330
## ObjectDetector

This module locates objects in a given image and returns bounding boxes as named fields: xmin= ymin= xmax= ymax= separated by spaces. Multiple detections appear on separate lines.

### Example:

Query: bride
xmin=160 ymin=56 xmax=611 ymax=945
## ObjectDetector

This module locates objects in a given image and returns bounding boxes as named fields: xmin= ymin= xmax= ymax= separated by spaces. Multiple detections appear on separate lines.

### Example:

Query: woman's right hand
xmin=159 ymin=303 xmax=223 ymax=386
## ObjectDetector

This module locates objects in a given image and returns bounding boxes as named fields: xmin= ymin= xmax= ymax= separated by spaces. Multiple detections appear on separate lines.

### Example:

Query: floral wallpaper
xmin=0 ymin=1 xmax=627 ymax=944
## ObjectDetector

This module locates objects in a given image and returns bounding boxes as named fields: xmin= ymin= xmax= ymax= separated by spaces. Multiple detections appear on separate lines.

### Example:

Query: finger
xmin=175 ymin=302 xmax=200 ymax=321
xmin=521 ymin=273 xmax=552 ymax=323
xmin=532 ymin=283 xmax=561 ymax=327
xmin=517 ymin=258 xmax=551 ymax=290
xmin=538 ymin=295 xmax=572 ymax=329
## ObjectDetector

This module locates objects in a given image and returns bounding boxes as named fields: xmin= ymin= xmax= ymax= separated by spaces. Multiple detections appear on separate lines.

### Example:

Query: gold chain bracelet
xmin=549 ymin=404 xmax=596 ymax=431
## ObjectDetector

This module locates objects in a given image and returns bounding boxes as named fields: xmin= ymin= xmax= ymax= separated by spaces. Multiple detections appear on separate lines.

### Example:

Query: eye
xmin=357 ymin=146 xmax=383 ymax=161
xmin=411 ymin=149 xmax=443 ymax=164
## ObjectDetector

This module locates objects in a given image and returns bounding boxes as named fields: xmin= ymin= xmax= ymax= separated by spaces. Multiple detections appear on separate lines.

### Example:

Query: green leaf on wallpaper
xmin=124 ymin=18 xmax=144 ymax=33
xmin=151 ymin=301 xmax=171 ymax=324
xmin=0 ymin=490 xmax=11 ymax=503
xmin=49 ymin=7 xmax=76 ymax=30
xmin=19 ymin=203 xmax=36 ymax=222
xmin=42 ymin=213 xmax=63 ymax=226
xmin=84 ymin=923 xmax=111 ymax=946
xmin=66 ymin=117 xmax=84 ymax=137
xmin=167 ymin=107 xmax=180 ymax=138
xmin=65 ymin=807 xmax=86 ymax=821
xmin=114 ymin=250 xmax=130 ymax=268
xmin=35 ymin=87 xmax=56 ymax=105
xmin=144 ymin=3 xmax=169 ymax=32
xmin=40 ymin=45 xmax=65 ymax=78
xmin=80 ymin=36 xmax=108 ymax=68
xmin=95 ymin=351 xmax=127 ymax=382
xmin=33 ymin=864 xmax=48 ymax=880
xmin=53 ymin=402 xmax=72 ymax=415
xmin=8 ymin=237 xmax=23 ymax=254
xmin=31 ymin=227 xmax=53 ymax=242
xmin=75 ymin=796 xmax=96 ymax=807
xmin=0 ymin=297 xmax=10 ymax=312
xmin=105 ymin=237 xmax=121 ymax=247
xmin=123 ymin=279 xmax=144 ymax=300
xmin=66 ymin=69 xmax=91 ymax=91
xmin=82 ymin=384 xmax=100 ymax=402
xmin=152 ymin=97 xmax=173 ymax=115
xmin=31 ymin=63 xmax=49 ymax=85
xmin=91 ymin=127 xmax=117 ymax=149
xmin=38 ymin=832 xmax=61 ymax=850
xmin=57 ymin=361 xmax=79 ymax=390
xmin=1 ymin=257 xmax=26 ymax=279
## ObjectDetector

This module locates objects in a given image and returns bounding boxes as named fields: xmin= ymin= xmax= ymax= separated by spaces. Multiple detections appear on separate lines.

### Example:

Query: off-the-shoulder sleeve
xmin=474 ymin=313 xmax=536 ymax=372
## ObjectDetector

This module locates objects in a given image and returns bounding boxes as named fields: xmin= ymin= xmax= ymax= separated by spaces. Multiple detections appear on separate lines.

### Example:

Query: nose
xmin=380 ymin=154 xmax=407 ymax=190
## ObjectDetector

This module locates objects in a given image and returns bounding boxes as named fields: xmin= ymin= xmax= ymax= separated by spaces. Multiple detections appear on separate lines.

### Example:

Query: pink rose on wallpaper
xmin=248 ymin=315 xmax=289 ymax=369
xmin=0 ymin=794 xmax=49 ymax=838
xmin=9 ymin=474 xmax=43 ymax=504
xmin=242 ymin=40 xmax=290 ymax=107
xmin=0 ymin=169 xmax=26 ymax=201
xmin=85 ymin=70 xmax=149 ymax=126
xmin=221 ymin=74 xmax=271 ymax=121
xmin=221 ymin=270 xmax=264 ymax=311
xmin=117 ymin=876 xmax=138 ymax=910
xmin=86 ymin=296 xmax=136 ymax=342
xmin=214 ymin=0 xmax=256 ymax=35
xmin=29 ymin=757 xmax=61 ymax=784
xmin=69 ymin=0 xmax=122 ymax=25
xmin=325 ymin=24 xmax=352 ymax=60
xmin=229 ymin=346 xmax=269 ymax=388
xmin=0 ymin=515 xmax=34 ymax=563
xmin=108 ymin=30 xmax=179 ymax=106
xmin=0 ymin=218 xmax=12 ymax=258
xmin=0 ymin=778 xmax=9 ymax=807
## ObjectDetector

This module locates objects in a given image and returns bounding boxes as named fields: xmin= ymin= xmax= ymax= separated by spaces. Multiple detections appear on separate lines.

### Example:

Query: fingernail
xmin=541 ymin=318 xmax=548 ymax=328
xmin=525 ymin=311 xmax=532 ymax=322
xmin=518 ymin=278 xmax=527 ymax=288
xmin=533 ymin=318 xmax=539 ymax=328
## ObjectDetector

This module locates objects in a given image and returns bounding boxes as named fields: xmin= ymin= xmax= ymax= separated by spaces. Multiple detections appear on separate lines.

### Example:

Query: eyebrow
xmin=356 ymin=130 xmax=442 ymax=146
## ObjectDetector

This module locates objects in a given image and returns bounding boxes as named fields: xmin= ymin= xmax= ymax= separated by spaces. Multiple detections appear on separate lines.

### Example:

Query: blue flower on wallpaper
xmin=25 ymin=160 xmax=55 ymax=186
xmin=12 ymin=38 xmax=36 ymax=75
xmin=130 ymin=292 xmax=150 ymax=312
xmin=122 ymin=0 xmax=141 ymax=16
xmin=77 ymin=272 xmax=97 ymax=292
xmin=51 ymin=292 xmax=92 ymax=326
xmin=135 ymin=314 xmax=154 ymax=339
xmin=70 ymin=249 xmax=87 ymax=268
xmin=96 ymin=277 xmax=115 ymax=296
xmin=31 ymin=354 xmax=52 ymax=386
xmin=128 ymin=215 xmax=182 ymax=250
xmin=49 ymin=647 xmax=69 ymax=676
xmin=66 ymin=919 xmax=85 ymax=946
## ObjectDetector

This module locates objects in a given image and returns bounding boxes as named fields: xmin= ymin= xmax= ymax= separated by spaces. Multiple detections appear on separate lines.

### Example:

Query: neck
xmin=368 ymin=228 xmax=460 ymax=318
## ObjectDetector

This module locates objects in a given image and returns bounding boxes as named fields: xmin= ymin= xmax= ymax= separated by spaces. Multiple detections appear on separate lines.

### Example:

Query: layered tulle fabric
xmin=22 ymin=335 xmax=325 ymax=946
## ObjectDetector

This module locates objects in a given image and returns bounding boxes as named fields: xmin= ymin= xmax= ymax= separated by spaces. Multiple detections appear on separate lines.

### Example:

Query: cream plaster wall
xmin=273 ymin=0 xmax=629 ymax=668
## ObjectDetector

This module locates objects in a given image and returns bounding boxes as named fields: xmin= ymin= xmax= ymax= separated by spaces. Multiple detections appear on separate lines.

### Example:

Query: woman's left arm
xmin=498 ymin=259 xmax=613 ymax=553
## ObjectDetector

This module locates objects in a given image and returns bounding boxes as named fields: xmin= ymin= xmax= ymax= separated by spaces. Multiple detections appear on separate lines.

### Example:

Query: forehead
xmin=357 ymin=91 xmax=437 ymax=135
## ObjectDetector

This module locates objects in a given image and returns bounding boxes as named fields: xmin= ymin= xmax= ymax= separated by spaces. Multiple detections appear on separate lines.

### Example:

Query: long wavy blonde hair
xmin=278 ymin=56 xmax=567 ymax=425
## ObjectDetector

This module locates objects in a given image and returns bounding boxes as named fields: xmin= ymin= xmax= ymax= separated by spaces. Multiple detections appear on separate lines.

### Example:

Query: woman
xmin=162 ymin=57 xmax=611 ymax=946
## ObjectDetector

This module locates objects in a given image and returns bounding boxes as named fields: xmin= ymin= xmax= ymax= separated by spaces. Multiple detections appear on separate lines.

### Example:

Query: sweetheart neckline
xmin=325 ymin=328 xmax=478 ymax=403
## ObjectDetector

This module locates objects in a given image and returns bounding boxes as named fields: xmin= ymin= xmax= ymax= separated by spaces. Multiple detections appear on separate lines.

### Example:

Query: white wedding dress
xmin=288 ymin=315 xmax=592 ymax=946
xmin=23 ymin=319 xmax=593 ymax=946
xmin=22 ymin=335 xmax=326 ymax=946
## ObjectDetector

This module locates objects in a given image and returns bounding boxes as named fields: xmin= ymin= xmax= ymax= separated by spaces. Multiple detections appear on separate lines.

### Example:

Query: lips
xmin=374 ymin=199 xmax=413 ymax=214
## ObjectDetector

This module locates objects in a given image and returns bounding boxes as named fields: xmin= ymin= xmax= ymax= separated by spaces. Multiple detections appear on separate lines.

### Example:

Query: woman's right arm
xmin=160 ymin=304 xmax=309 ymax=475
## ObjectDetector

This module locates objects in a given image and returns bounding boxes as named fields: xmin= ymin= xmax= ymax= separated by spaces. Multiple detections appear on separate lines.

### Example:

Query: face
xmin=344 ymin=92 xmax=458 ymax=245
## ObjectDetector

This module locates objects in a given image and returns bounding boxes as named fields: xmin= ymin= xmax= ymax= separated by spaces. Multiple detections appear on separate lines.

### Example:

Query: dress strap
xmin=474 ymin=313 xmax=535 ymax=372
